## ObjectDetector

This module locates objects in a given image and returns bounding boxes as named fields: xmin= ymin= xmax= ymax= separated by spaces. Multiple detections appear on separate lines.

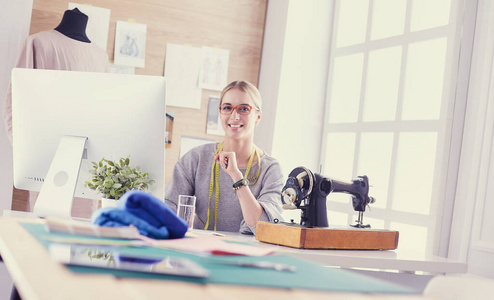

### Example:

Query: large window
xmin=321 ymin=0 xmax=463 ymax=254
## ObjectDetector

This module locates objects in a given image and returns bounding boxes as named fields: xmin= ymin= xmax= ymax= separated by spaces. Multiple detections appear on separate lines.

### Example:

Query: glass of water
xmin=177 ymin=195 xmax=196 ymax=230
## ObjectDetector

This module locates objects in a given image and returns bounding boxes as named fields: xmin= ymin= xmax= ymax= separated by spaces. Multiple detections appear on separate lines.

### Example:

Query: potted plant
xmin=84 ymin=156 xmax=155 ymax=207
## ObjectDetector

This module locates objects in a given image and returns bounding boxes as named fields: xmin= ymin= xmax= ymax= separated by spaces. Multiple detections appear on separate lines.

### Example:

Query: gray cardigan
xmin=165 ymin=143 xmax=284 ymax=234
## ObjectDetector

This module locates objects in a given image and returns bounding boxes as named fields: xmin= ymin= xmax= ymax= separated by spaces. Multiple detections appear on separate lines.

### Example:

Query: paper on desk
xmin=142 ymin=235 xmax=276 ymax=256
xmin=43 ymin=235 xmax=146 ymax=247
xmin=45 ymin=218 xmax=141 ymax=240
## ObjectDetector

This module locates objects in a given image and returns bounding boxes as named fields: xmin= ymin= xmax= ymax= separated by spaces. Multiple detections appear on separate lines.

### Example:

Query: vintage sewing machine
xmin=280 ymin=166 xmax=375 ymax=228
xmin=255 ymin=167 xmax=399 ymax=250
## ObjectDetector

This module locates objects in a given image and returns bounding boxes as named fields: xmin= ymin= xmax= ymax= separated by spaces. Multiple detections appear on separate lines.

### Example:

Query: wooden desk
xmin=0 ymin=217 xmax=433 ymax=299
xmin=212 ymin=230 xmax=467 ymax=275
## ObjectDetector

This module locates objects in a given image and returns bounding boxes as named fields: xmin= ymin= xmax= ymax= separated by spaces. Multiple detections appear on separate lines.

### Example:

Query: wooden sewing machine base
xmin=255 ymin=221 xmax=399 ymax=250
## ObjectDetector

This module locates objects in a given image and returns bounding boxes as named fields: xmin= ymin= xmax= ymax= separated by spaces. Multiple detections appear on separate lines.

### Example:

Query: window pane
xmin=390 ymin=222 xmax=428 ymax=252
xmin=402 ymin=38 xmax=447 ymax=120
xmin=358 ymin=132 xmax=394 ymax=209
xmin=364 ymin=217 xmax=385 ymax=229
xmin=328 ymin=211 xmax=351 ymax=226
xmin=371 ymin=0 xmax=407 ymax=40
xmin=363 ymin=46 xmax=402 ymax=122
xmin=392 ymin=132 xmax=437 ymax=214
xmin=336 ymin=0 xmax=369 ymax=47
xmin=324 ymin=133 xmax=356 ymax=203
xmin=411 ymin=0 xmax=451 ymax=32
xmin=328 ymin=53 xmax=363 ymax=123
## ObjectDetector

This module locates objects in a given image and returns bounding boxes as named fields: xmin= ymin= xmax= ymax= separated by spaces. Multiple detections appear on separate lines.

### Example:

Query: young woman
xmin=164 ymin=81 xmax=284 ymax=234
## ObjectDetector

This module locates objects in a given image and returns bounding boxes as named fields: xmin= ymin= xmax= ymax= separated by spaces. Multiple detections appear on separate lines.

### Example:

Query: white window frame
xmin=320 ymin=0 xmax=466 ymax=255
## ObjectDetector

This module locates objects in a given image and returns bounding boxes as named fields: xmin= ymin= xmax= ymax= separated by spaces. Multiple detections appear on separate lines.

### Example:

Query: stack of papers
xmin=43 ymin=218 xmax=276 ymax=256
xmin=45 ymin=218 xmax=141 ymax=239
xmin=141 ymin=235 xmax=276 ymax=256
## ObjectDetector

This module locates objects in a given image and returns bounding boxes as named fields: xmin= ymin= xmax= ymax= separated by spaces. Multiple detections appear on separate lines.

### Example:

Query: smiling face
xmin=220 ymin=88 xmax=261 ymax=141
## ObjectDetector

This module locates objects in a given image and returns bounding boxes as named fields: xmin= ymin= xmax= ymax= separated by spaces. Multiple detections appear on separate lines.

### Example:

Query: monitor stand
xmin=34 ymin=136 xmax=87 ymax=219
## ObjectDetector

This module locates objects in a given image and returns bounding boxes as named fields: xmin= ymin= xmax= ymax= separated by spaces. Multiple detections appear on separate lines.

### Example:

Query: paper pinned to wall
xmin=164 ymin=43 xmax=202 ymax=109
xmin=199 ymin=46 xmax=230 ymax=91
xmin=180 ymin=136 xmax=214 ymax=158
xmin=206 ymin=96 xmax=225 ymax=136
xmin=68 ymin=3 xmax=111 ymax=51
xmin=165 ymin=112 xmax=175 ymax=148
xmin=114 ymin=21 xmax=147 ymax=68
xmin=108 ymin=63 xmax=135 ymax=74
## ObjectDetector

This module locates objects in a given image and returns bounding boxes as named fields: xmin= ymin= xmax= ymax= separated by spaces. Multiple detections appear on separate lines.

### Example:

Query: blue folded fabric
xmin=91 ymin=207 xmax=170 ymax=239
xmin=91 ymin=190 xmax=188 ymax=239
xmin=117 ymin=190 xmax=188 ymax=239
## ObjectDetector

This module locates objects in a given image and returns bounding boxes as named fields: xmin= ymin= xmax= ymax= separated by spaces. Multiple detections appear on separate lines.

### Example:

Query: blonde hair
xmin=220 ymin=80 xmax=262 ymax=110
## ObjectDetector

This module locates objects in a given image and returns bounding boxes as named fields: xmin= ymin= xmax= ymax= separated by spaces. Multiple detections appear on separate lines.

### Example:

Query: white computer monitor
xmin=11 ymin=68 xmax=166 ymax=218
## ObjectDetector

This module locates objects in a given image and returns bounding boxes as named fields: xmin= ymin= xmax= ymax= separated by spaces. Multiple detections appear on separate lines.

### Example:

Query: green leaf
xmin=86 ymin=155 xmax=155 ymax=198
xmin=104 ymin=180 xmax=113 ymax=188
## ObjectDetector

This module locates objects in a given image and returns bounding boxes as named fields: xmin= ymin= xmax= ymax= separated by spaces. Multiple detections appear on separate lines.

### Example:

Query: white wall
xmin=257 ymin=0 xmax=333 ymax=176
xmin=255 ymin=0 xmax=288 ymax=157
xmin=449 ymin=0 xmax=494 ymax=279
xmin=0 ymin=1 xmax=33 ymax=299
xmin=0 ymin=0 xmax=33 ymax=212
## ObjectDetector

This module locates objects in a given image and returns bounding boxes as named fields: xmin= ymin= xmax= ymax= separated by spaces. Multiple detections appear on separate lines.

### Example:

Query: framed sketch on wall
xmin=114 ymin=21 xmax=147 ymax=68
xmin=164 ymin=43 xmax=202 ymax=109
xmin=165 ymin=112 xmax=174 ymax=148
xmin=108 ymin=63 xmax=135 ymax=74
xmin=199 ymin=46 xmax=229 ymax=91
xmin=206 ymin=96 xmax=225 ymax=136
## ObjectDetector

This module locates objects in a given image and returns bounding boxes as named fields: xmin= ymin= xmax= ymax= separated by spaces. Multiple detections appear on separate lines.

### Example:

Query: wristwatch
xmin=233 ymin=178 xmax=249 ymax=190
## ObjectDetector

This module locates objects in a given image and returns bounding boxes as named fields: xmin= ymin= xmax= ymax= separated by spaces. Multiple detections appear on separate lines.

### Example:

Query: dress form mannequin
xmin=54 ymin=8 xmax=91 ymax=43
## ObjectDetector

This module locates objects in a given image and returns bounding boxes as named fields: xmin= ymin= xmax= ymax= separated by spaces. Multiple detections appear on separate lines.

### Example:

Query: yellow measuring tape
xmin=204 ymin=142 xmax=261 ymax=230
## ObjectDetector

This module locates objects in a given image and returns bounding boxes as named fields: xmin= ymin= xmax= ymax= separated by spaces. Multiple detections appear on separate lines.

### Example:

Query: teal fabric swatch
xmin=20 ymin=222 xmax=416 ymax=294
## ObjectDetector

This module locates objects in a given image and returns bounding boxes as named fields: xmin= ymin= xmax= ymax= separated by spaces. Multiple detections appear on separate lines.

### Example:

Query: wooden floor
xmin=11 ymin=186 xmax=28 ymax=211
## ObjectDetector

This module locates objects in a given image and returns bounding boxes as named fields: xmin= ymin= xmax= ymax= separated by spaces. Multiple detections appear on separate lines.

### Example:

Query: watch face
xmin=233 ymin=178 xmax=249 ymax=189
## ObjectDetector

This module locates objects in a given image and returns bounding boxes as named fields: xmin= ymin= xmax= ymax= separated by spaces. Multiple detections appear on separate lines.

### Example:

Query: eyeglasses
xmin=218 ymin=104 xmax=259 ymax=115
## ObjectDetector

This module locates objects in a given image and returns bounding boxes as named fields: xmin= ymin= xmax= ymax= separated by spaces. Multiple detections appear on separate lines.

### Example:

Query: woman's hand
xmin=214 ymin=150 xmax=262 ymax=227
xmin=214 ymin=151 xmax=243 ymax=181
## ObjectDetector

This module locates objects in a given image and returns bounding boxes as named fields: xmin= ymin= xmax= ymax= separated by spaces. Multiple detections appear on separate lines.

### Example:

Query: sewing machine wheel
xmin=281 ymin=167 xmax=314 ymax=208
xmin=282 ymin=185 xmax=298 ymax=209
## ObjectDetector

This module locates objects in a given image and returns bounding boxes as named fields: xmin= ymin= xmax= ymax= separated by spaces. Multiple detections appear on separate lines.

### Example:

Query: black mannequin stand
xmin=54 ymin=8 xmax=91 ymax=43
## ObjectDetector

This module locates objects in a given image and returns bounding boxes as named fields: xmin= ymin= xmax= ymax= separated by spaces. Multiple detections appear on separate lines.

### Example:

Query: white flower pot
xmin=101 ymin=198 xmax=118 ymax=208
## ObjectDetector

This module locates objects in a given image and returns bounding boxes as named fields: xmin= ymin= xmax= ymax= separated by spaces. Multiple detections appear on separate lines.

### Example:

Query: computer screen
xmin=11 ymin=68 xmax=166 ymax=218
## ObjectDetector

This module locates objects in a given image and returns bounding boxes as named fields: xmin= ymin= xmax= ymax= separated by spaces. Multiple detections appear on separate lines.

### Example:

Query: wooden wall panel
xmin=28 ymin=0 xmax=267 ymax=186
xmin=11 ymin=187 xmax=28 ymax=211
